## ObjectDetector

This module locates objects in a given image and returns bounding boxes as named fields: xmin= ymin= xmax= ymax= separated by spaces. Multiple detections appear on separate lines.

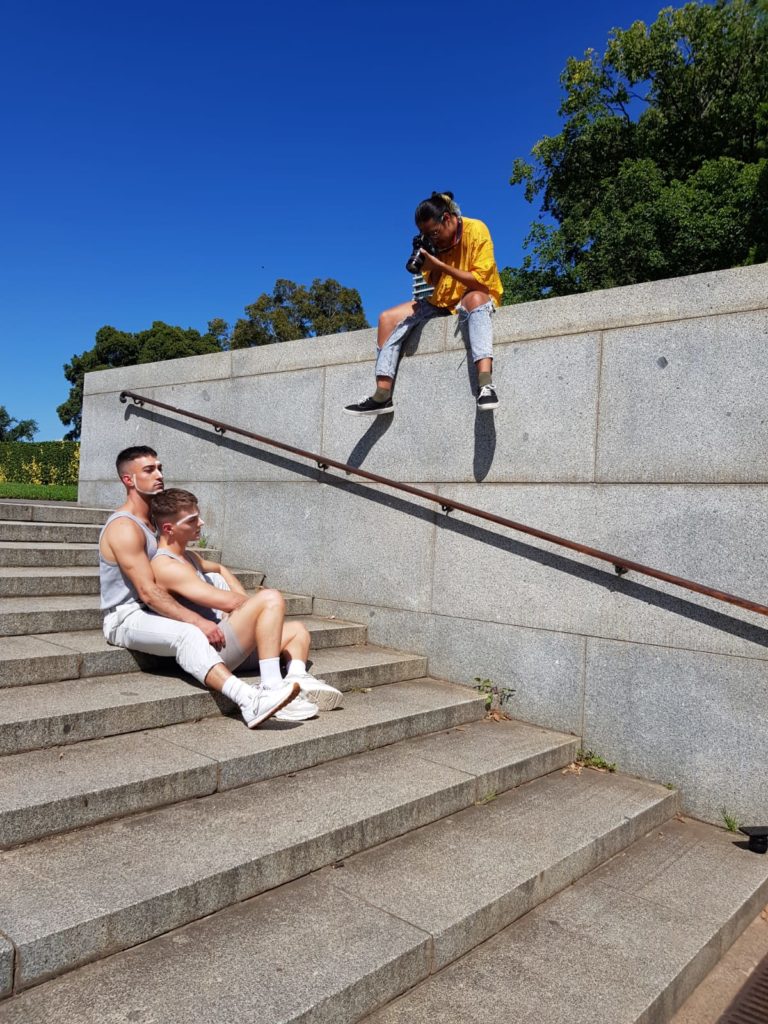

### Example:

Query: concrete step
xmin=0 ymin=616 xmax=368 ymax=688
xmin=0 ymin=717 xmax=577 ymax=994
xmin=0 ymin=521 xmax=102 ymax=544
xmin=360 ymin=818 xmax=768 ymax=1024
xmin=0 ymin=564 xmax=265 ymax=597
xmin=0 ymin=541 xmax=225 ymax=569
xmin=0 ymin=645 xmax=428 ymax=754
xmin=0 ymin=504 xmax=110 ymax=525
xmin=0 ymin=678 xmax=485 ymax=848
xmin=0 ymin=542 xmax=98 ymax=568
xmin=0 ymin=588 xmax=313 ymax=636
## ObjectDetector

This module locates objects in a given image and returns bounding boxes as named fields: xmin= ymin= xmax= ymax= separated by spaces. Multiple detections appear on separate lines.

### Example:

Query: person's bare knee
xmin=460 ymin=290 xmax=489 ymax=312
xmin=377 ymin=301 xmax=417 ymax=347
xmin=256 ymin=588 xmax=285 ymax=614
xmin=377 ymin=311 xmax=399 ymax=347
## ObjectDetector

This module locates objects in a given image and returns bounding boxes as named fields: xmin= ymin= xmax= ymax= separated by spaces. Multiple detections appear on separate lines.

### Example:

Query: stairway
xmin=0 ymin=501 xmax=766 ymax=1023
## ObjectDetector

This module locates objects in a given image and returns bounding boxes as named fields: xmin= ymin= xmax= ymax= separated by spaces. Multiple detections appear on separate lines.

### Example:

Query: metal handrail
xmin=119 ymin=388 xmax=768 ymax=618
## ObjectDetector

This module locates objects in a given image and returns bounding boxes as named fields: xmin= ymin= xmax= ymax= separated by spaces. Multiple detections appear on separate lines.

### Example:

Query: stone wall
xmin=79 ymin=263 xmax=768 ymax=825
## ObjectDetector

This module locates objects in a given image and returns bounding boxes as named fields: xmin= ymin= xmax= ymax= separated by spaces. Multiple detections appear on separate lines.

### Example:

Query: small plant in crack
xmin=575 ymin=748 xmax=617 ymax=773
xmin=474 ymin=678 xmax=515 ymax=721
xmin=720 ymin=807 xmax=740 ymax=833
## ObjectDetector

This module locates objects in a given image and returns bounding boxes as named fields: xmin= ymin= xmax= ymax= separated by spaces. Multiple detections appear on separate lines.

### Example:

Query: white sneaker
xmin=285 ymin=671 xmax=343 ymax=711
xmin=242 ymin=681 xmax=300 ymax=729
xmin=274 ymin=695 xmax=319 ymax=721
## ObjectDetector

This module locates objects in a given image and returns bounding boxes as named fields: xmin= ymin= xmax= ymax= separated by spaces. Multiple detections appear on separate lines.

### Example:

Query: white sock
xmin=287 ymin=659 xmax=307 ymax=677
xmin=259 ymin=657 xmax=283 ymax=687
xmin=222 ymin=675 xmax=253 ymax=708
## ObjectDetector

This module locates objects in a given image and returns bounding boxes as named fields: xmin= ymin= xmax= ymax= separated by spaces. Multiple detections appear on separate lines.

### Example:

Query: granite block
xmin=0 ymin=936 xmax=12 ymax=1000
xmin=161 ymin=679 xmax=484 ymax=790
xmin=219 ymin=480 xmax=437 ymax=612
xmin=0 ymin=673 xmax=217 ymax=755
xmin=322 ymin=335 xmax=599 ymax=483
xmin=0 ymin=567 xmax=100 ymax=598
xmin=0 ymin=595 xmax=103 ymax=637
xmin=83 ymin=350 xmax=232 ymax=395
xmin=131 ymin=373 xmax=325 ymax=484
xmin=0 ymin=731 xmax=218 ymax=847
xmin=0 ymin=740 xmax=478 ymax=987
xmin=0 ymin=875 xmax=431 ymax=1023
xmin=233 ymin=324 xmax=380 ymax=375
xmin=0 ymin=543 xmax=98 ymax=569
xmin=404 ymin=717 xmax=576 ymax=799
xmin=0 ymin=523 xmax=100 ymax=544
xmin=0 ymin=636 xmax=80 ymax=688
xmin=72 ymin=482 xmax=122 ymax=510
xmin=364 ymin=819 xmax=768 ymax=1024
xmin=79 ymin=389 xmax=162 ymax=487
xmin=430 ymin=483 xmax=768 ymax=660
xmin=0 ymin=504 xmax=32 ymax=521
xmin=313 ymin=599 xmax=586 ymax=735
xmin=29 ymin=506 xmax=109 ymax=525
xmin=583 ymin=638 xmax=768 ymax=824
xmin=597 ymin=310 xmax=768 ymax=481
xmin=34 ymin=630 xmax=142 ymax=679
xmin=488 ymin=262 xmax=768 ymax=345
xmin=325 ymin=770 xmax=676 ymax=970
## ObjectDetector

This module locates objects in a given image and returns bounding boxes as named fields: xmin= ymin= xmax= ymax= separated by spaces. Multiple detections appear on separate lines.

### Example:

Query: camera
xmin=405 ymin=234 xmax=437 ymax=274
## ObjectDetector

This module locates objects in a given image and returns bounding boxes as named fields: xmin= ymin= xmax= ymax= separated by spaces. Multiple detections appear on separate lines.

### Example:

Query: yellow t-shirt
xmin=426 ymin=217 xmax=503 ymax=310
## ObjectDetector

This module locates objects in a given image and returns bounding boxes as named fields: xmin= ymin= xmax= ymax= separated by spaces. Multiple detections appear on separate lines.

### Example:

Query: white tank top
xmin=99 ymin=511 xmax=158 ymax=611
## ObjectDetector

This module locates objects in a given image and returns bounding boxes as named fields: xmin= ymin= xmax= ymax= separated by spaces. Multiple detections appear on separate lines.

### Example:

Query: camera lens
xmin=405 ymin=235 xmax=426 ymax=274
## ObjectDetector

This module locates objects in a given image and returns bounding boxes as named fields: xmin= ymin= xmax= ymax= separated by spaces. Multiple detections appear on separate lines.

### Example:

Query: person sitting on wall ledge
xmin=344 ymin=191 xmax=503 ymax=417
xmin=100 ymin=446 xmax=301 ymax=728
xmin=150 ymin=487 xmax=343 ymax=716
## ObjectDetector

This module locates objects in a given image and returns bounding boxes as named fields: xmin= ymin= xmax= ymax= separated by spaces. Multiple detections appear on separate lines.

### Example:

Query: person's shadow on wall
xmin=452 ymin=315 xmax=497 ymax=482
xmin=345 ymin=323 xmax=427 ymax=469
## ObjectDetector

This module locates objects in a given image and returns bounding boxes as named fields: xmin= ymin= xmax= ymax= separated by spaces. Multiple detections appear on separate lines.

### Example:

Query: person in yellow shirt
xmin=344 ymin=191 xmax=503 ymax=415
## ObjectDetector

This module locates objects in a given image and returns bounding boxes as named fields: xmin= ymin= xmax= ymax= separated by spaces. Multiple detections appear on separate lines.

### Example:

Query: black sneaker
xmin=477 ymin=384 xmax=499 ymax=411
xmin=344 ymin=395 xmax=394 ymax=416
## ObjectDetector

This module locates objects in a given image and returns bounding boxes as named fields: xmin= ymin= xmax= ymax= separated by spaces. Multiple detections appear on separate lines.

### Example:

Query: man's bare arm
xmin=193 ymin=555 xmax=248 ymax=597
xmin=152 ymin=555 xmax=246 ymax=612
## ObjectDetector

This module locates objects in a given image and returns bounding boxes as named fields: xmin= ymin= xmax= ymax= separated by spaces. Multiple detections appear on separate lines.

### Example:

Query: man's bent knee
xmin=258 ymin=588 xmax=285 ymax=611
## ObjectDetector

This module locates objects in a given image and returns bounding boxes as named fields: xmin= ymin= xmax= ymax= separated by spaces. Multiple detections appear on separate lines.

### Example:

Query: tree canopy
xmin=58 ymin=278 xmax=369 ymax=439
xmin=57 ymin=322 xmax=222 ymax=440
xmin=0 ymin=406 xmax=38 ymax=442
xmin=229 ymin=278 xmax=368 ymax=348
xmin=503 ymin=0 xmax=768 ymax=303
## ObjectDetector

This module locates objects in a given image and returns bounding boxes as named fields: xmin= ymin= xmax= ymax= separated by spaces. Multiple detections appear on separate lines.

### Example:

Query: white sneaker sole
xmin=477 ymin=401 xmax=499 ymax=411
xmin=298 ymin=685 xmax=344 ymax=711
xmin=275 ymin=700 xmax=319 ymax=722
xmin=247 ymin=682 xmax=301 ymax=729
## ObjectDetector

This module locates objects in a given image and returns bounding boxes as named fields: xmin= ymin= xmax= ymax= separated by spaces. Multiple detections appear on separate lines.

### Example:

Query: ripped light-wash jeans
xmin=375 ymin=298 xmax=495 ymax=380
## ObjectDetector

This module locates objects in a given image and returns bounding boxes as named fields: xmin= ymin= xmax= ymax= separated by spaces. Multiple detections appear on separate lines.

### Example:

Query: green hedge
xmin=0 ymin=442 xmax=80 ymax=486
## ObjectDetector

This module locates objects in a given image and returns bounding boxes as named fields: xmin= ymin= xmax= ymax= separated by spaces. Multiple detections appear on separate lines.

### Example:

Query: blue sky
xmin=1 ymin=0 xmax=667 ymax=439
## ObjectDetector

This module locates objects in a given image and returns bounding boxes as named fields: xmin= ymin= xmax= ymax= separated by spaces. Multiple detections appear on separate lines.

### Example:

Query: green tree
xmin=0 ymin=406 xmax=38 ymax=442
xmin=230 ymin=277 xmax=369 ymax=348
xmin=504 ymin=0 xmax=768 ymax=303
xmin=58 ymin=321 xmax=223 ymax=440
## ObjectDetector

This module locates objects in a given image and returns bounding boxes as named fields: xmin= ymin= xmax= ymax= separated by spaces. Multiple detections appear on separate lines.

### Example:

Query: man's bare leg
xmin=225 ymin=592 xmax=343 ymax=711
